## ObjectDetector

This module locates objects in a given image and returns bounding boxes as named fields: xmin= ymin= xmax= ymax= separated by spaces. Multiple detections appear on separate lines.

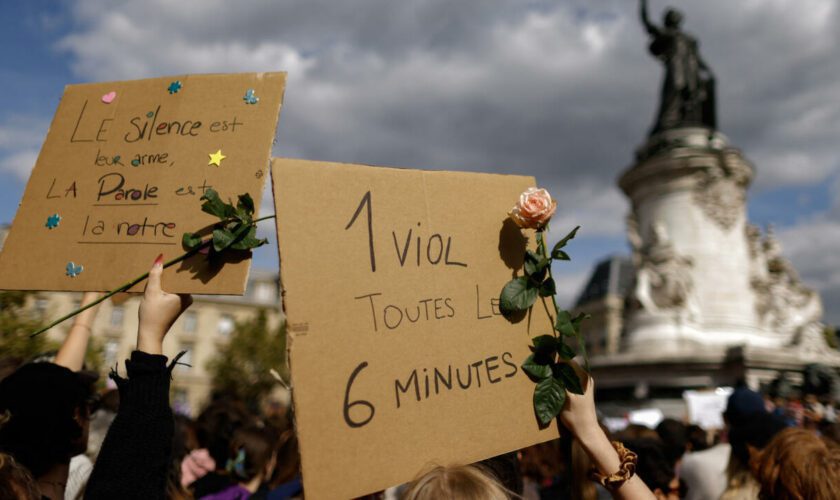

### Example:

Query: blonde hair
xmin=750 ymin=427 xmax=840 ymax=500
xmin=401 ymin=464 xmax=511 ymax=500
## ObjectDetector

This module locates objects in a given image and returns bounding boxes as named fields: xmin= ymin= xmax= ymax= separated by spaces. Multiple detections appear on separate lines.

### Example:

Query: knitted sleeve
xmin=85 ymin=351 xmax=180 ymax=500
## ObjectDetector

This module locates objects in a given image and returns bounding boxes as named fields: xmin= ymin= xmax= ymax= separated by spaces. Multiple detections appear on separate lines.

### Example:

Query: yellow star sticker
xmin=208 ymin=149 xmax=226 ymax=167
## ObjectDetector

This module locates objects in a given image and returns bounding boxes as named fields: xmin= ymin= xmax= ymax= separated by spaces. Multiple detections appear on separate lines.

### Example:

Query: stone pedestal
xmin=619 ymin=128 xmax=793 ymax=354
xmin=583 ymin=127 xmax=840 ymax=406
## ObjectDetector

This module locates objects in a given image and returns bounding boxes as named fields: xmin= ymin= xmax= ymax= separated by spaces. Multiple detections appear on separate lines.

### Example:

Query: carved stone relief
xmin=693 ymin=152 xmax=752 ymax=231
xmin=629 ymin=218 xmax=696 ymax=315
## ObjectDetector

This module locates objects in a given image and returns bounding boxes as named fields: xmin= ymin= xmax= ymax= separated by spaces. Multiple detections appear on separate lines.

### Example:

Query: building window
xmin=183 ymin=311 xmax=198 ymax=334
xmin=110 ymin=306 xmax=124 ymax=328
xmin=217 ymin=314 xmax=235 ymax=338
xmin=104 ymin=340 xmax=120 ymax=368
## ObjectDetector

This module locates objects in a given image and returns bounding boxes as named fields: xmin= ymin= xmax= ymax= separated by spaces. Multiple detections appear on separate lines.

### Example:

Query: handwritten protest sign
xmin=273 ymin=158 xmax=560 ymax=499
xmin=0 ymin=73 xmax=285 ymax=293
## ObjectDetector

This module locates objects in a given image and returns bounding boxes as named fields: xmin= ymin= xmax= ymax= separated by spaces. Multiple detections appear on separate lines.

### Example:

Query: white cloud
xmin=0 ymin=150 xmax=39 ymax=180
xmin=31 ymin=0 xmax=840 ymax=303
xmin=0 ymin=116 xmax=49 ymax=180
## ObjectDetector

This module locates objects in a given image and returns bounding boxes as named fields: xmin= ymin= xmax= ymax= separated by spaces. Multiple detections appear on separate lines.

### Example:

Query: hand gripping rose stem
xmin=30 ymin=214 xmax=276 ymax=338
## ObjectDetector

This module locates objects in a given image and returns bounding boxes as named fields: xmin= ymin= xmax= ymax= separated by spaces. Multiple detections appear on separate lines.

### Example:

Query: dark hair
xmin=656 ymin=418 xmax=688 ymax=463
xmin=0 ymin=363 xmax=92 ymax=477
xmin=728 ymin=411 xmax=787 ymax=469
xmin=196 ymin=398 xmax=253 ymax=466
xmin=625 ymin=438 xmax=675 ymax=494
xmin=227 ymin=425 xmax=277 ymax=482
xmin=269 ymin=429 xmax=301 ymax=488
xmin=686 ymin=424 xmax=709 ymax=452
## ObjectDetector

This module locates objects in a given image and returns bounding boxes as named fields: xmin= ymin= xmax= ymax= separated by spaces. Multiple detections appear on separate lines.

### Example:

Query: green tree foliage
xmin=0 ymin=292 xmax=56 ymax=364
xmin=208 ymin=310 xmax=286 ymax=406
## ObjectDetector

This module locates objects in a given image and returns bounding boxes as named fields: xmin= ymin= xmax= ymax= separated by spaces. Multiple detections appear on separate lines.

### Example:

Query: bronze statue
xmin=640 ymin=0 xmax=716 ymax=134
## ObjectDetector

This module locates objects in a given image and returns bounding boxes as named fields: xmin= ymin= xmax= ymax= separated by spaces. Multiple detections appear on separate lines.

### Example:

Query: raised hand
xmin=136 ymin=254 xmax=193 ymax=355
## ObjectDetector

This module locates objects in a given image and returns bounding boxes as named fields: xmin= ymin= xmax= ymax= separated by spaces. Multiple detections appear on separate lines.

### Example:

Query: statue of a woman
xmin=640 ymin=0 xmax=716 ymax=134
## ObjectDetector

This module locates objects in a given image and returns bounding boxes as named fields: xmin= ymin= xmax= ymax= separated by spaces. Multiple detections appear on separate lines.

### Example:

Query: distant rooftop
xmin=575 ymin=255 xmax=634 ymax=307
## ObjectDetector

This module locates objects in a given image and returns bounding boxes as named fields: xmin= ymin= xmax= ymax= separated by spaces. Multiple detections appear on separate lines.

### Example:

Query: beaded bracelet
xmin=588 ymin=441 xmax=638 ymax=491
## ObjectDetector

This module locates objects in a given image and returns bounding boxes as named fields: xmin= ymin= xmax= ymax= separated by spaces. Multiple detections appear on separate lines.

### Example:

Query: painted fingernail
xmin=154 ymin=254 xmax=164 ymax=266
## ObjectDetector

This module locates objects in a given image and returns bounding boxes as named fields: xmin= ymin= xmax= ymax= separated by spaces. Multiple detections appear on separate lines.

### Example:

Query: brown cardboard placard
xmin=272 ymin=158 xmax=560 ymax=499
xmin=0 ymin=72 xmax=285 ymax=294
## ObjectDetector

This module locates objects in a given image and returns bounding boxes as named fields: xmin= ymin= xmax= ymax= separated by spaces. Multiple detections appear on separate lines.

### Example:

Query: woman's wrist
xmin=137 ymin=330 xmax=163 ymax=355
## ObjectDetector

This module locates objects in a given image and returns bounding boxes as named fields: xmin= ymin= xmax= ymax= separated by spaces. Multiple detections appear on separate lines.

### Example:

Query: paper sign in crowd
xmin=272 ymin=158 xmax=560 ymax=499
xmin=0 ymin=72 xmax=564 ymax=499
xmin=0 ymin=72 xmax=286 ymax=293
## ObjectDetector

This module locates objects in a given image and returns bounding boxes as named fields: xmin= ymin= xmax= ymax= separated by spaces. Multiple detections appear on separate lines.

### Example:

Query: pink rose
xmin=509 ymin=187 xmax=557 ymax=229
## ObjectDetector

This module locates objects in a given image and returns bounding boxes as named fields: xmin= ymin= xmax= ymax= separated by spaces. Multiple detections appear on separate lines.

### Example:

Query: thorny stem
xmin=30 ymin=215 xmax=276 ymax=337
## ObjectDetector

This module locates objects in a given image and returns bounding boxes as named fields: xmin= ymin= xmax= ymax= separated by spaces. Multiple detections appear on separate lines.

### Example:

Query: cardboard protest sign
xmin=0 ymin=72 xmax=285 ymax=294
xmin=272 ymin=158 xmax=560 ymax=499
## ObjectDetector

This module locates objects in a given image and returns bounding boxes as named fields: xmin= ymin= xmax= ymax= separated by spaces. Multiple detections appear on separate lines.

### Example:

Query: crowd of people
xmin=1 ymin=257 xmax=839 ymax=499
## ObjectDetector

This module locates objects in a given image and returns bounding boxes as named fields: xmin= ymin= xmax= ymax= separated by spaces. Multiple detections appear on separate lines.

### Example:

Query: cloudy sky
xmin=1 ymin=0 xmax=839 ymax=322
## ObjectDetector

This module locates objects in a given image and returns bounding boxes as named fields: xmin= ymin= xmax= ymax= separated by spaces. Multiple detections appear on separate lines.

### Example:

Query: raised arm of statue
xmin=640 ymin=0 xmax=660 ymax=36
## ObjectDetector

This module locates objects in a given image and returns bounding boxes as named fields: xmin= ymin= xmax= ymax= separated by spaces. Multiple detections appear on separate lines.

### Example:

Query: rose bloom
xmin=509 ymin=187 xmax=557 ymax=229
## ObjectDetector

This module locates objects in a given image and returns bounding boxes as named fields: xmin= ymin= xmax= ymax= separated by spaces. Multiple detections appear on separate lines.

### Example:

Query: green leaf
xmin=524 ymin=250 xmax=549 ymax=279
xmin=554 ymin=309 xmax=576 ymax=337
xmin=230 ymin=226 xmax=268 ymax=250
xmin=182 ymin=232 xmax=203 ymax=250
xmin=201 ymin=189 xmax=235 ymax=220
xmin=558 ymin=341 xmax=577 ymax=361
xmin=554 ymin=363 xmax=585 ymax=395
xmin=237 ymin=193 xmax=256 ymax=215
xmin=522 ymin=354 xmax=552 ymax=380
xmin=570 ymin=312 xmax=591 ymax=372
xmin=539 ymin=277 xmax=556 ymax=297
xmin=553 ymin=250 xmax=570 ymax=261
xmin=551 ymin=225 xmax=580 ymax=258
xmin=572 ymin=312 xmax=591 ymax=330
xmin=500 ymin=277 xmax=538 ymax=313
xmin=531 ymin=335 xmax=558 ymax=356
xmin=212 ymin=228 xmax=236 ymax=252
xmin=534 ymin=376 xmax=566 ymax=425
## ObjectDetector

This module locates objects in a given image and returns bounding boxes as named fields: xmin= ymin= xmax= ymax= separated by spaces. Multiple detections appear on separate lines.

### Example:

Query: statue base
xmin=635 ymin=127 xmax=728 ymax=161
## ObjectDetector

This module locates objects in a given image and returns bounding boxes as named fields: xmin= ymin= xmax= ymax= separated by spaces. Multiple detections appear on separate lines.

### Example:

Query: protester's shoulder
xmin=682 ymin=442 xmax=731 ymax=468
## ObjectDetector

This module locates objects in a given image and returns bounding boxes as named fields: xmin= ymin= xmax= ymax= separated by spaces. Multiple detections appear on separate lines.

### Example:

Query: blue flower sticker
xmin=243 ymin=89 xmax=259 ymax=105
xmin=168 ymin=80 xmax=182 ymax=94
xmin=65 ymin=262 xmax=84 ymax=277
xmin=45 ymin=214 xmax=61 ymax=229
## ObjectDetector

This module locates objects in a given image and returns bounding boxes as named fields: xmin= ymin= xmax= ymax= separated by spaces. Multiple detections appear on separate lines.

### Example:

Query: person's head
xmin=226 ymin=425 xmax=278 ymax=486
xmin=626 ymin=438 xmax=680 ymax=500
xmin=750 ymin=428 xmax=840 ymax=500
xmin=0 ymin=453 xmax=39 ymax=500
xmin=663 ymin=8 xmax=683 ymax=28
xmin=196 ymin=397 xmax=253 ymax=467
xmin=724 ymin=387 xmax=767 ymax=426
xmin=0 ymin=362 xmax=94 ymax=477
xmin=656 ymin=418 xmax=688 ymax=463
xmin=401 ymin=464 xmax=510 ymax=500
xmin=686 ymin=424 xmax=709 ymax=452
xmin=728 ymin=411 xmax=787 ymax=472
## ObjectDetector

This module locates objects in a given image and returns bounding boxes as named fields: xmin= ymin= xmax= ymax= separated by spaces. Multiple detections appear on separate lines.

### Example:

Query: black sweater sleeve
xmin=85 ymin=351 xmax=176 ymax=500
